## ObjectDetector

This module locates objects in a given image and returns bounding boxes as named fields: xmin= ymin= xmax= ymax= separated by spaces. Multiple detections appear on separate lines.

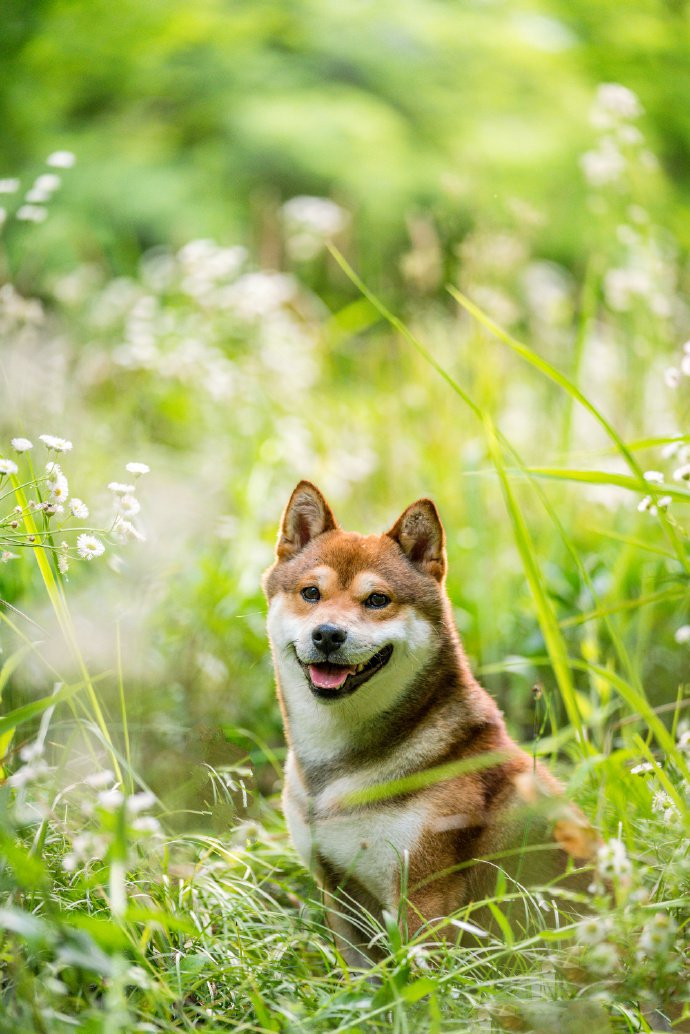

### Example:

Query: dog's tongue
xmin=309 ymin=664 xmax=354 ymax=690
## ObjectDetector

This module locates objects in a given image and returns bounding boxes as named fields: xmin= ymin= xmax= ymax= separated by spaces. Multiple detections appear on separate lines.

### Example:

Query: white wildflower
xmin=33 ymin=173 xmax=60 ymax=194
xmin=9 ymin=758 xmax=49 ymax=788
xmin=69 ymin=498 xmax=89 ymax=519
xmin=62 ymin=853 xmax=79 ymax=872
xmin=126 ymin=791 xmax=156 ymax=815
xmin=39 ymin=434 xmax=73 ymax=452
xmin=580 ymin=138 xmax=626 ymax=188
xmin=0 ymin=458 xmax=18 ymax=475
xmin=112 ymin=517 xmax=145 ymax=544
xmin=131 ymin=816 xmax=161 ymax=835
xmin=282 ymin=195 xmax=347 ymax=236
xmin=673 ymin=464 xmax=690 ymax=482
xmin=637 ymin=495 xmax=653 ymax=513
xmin=58 ymin=555 xmax=69 ymax=575
xmin=125 ymin=461 xmax=150 ymax=475
xmin=46 ymin=151 xmax=76 ymax=168
xmin=10 ymin=437 xmax=33 ymax=452
xmin=115 ymin=493 xmax=140 ymax=517
xmin=97 ymin=787 xmax=124 ymax=812
xmin=592 ymin=83 xmax=642 ymax=125
xmin=630 ymin=762 xmax=654 ymax=775
xmin=652 ymin=790 xmax=672 ymax=814
xmin=661 ymin=442 xmax=679 ymax=459
xmin=618 ymin=124 xmax=643 ymax=146
xmin=108 ymin=481 xmax=135 ymax=495
xmin=0 ymin=178 xmax=20 ymax=194
xmin=1 ymin=551 xmax=20 ymax=562
xmin=25 ymin=188 xmax=51 ymax=204
xmin=638 ymin=913 xmax=676 ymax=958
xmin=76 ymin=534 xmax=105 ymax=560
xmin=643 ymin=470 xmax=664 ymax=484
xmin=596 ymin=838 xmax=632 ymax=879
xmin=84 ymin=769 xmax=115 ymax=789
xmin=585 ymin=942 xmax=618 ymax=974
xmin=604 ymin=266 xmax=652 ymax=311
xmin=19 ymin=741 xmax=44 ymax=763
xmin=677 ymin=729 xmax=690 ymax=751
xmin=681 ymin=354 xmax=690 ymax=377
xmin=282 ymin=196 xmax=349 ymax=259
xmin=657 ymin=495 xmax=671 ymax=512
xmin=48 ymin=474 xmax=69 ymax=503
xmin=664 ymin=367 xmax=681 ymax=388
xmin=223 ymin=271 xmax=296 ymax=319
xmin=576 ymin=916 xmax=612 ymax=945
xmin=16 ymin=204 xmax=47 ymax=223
xmin=72 ymin=834 xmax=93 ymax=858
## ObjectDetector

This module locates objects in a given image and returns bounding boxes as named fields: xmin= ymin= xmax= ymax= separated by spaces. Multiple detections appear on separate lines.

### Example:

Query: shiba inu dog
xmin=263 ymin=481 xmax=595 ymax=967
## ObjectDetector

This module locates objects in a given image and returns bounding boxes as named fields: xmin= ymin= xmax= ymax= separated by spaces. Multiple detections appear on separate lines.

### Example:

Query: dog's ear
xmin=386 ymin=498 xmax=446 ymax=582
xmin=276 ymin=481 xmax=338 ymax=561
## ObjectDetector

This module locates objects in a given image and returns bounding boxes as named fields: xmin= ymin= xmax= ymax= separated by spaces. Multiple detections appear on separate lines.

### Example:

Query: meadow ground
xmin=1 ymin=82 xmax=690 ymax=1032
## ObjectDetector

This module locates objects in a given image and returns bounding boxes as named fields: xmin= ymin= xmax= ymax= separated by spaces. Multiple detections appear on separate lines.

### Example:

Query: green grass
xmin=1 ymin=81 xmax=690 ymax=1032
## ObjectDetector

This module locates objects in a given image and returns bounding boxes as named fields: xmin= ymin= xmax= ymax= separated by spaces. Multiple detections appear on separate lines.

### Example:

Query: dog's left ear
xmin=386 ymin=498 xmax=446 ymax=582
xmin=276 ymin=480 xmax=338 ymax=562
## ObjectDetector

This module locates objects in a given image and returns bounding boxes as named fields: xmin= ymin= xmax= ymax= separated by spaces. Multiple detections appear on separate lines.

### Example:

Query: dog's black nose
xmin=312 ymin=624 xmax=347 ymax=654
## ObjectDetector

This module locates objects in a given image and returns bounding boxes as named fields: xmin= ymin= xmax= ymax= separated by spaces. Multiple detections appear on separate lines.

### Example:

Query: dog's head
xmin=263 ymin=481 xmax=448 ymax=721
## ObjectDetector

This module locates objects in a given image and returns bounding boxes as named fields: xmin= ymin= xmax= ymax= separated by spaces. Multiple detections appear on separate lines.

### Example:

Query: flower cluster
xmin=281 ymin=195 xmax=349 ymax=260
xmin=9 ymin=740 xmax=162 ymax=878
xmin=596 ymin=837 xmax=633 ymax=882
xmin=664 ymin=339 xmax=690 ymax=391
xmin=0 ymin=434 xmax=148 ymax=574
xmin=0 ymin=283 xmax=44 ymax=334
xmin=62 ymin=775 xmax=161 ymax=873
xmin=635 ymin=443 xmax=690 ymax=519
xmin=91 ymin=238 xmax=322 ymax=403
xmin=581 ymin=83 xmax=646 ymax=189
xmin=0 ymin=151 xmax=76 ymax=229
xmin=7 ymin=739 xmax=52 ymax=790
xmin=580 ymin=84 xmax=678 ymax=323
xmin=637 ymin=912 xmax=677 ymax=961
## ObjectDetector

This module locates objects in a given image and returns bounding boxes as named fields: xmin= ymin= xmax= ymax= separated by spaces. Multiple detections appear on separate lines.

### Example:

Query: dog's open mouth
xmin=302 ymin=644 xmax=394 ymax=699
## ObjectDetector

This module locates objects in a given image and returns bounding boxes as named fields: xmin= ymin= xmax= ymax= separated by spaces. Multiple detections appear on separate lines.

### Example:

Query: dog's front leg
xmin=317 ymin=860 xmax=386 ymax=971
xmin=401 ymin=868 xmax=470 ymax=946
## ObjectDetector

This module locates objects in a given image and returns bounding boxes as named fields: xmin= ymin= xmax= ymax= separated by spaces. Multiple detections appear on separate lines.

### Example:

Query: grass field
xmin=1 ymin=81 xmax=690 ymax=1032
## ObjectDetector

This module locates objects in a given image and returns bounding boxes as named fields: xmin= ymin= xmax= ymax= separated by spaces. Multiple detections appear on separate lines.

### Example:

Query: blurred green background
xmin=3 ymin=0 xmax=690 ymax=281
xmin=1 ymin=0 xmax=689 ymax=823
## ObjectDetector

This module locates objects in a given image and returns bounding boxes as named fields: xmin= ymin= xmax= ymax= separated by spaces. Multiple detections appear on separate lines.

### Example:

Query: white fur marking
xmin=267 ymin=593 xmax=438 ymax=765
xmin=313 ymin=805 xmax=427 ymax=906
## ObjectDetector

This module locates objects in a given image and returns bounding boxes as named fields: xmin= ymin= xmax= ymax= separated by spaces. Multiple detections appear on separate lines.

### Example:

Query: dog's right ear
xmin=276 ymin=481 xmax=338 ymax=562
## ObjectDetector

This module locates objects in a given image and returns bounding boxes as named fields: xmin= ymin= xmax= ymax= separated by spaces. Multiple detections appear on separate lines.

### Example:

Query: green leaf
xmin=0 ymin=677 xmax=98 ymax=738
xmin=522 ymin=466 xmax=690 ymax=503
xmin=483 ymin=418 xmax=585 ymax=744
xmin=0 ymin=906 xmax=52 ymax=944
xmin=486 ymin=902 xmax=514 ymax=946
xmin=401 ymin=976 xmax=437 ymax=1002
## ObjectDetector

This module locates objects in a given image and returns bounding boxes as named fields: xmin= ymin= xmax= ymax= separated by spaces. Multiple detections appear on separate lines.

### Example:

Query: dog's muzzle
xmin=297 ymin=644 xmax=394 ymax=701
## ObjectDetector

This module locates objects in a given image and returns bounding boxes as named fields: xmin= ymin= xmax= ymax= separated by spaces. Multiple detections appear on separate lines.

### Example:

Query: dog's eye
xmin=365 ymin=592 xmax=390 ymax=609
xmin=300 ymin=586 xmax=320 ymax=603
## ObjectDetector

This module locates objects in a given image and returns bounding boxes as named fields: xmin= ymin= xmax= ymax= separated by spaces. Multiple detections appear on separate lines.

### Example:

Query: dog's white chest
xmin=314 ymin=806 xmax=425 ymax=907
xmin=284 ymin=773 xmax=425 ymax=908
